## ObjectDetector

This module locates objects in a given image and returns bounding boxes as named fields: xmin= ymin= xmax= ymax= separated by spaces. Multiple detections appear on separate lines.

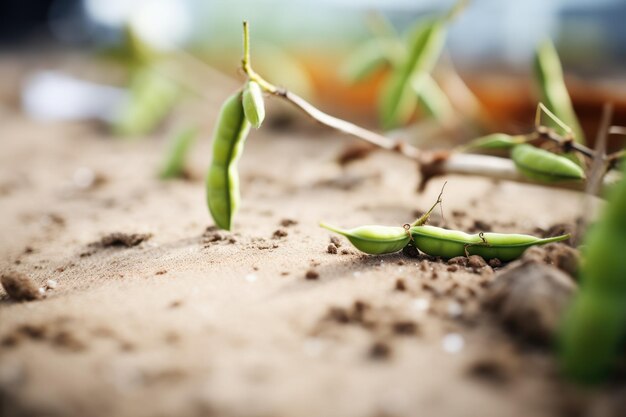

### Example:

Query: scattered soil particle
xmin=448 ymin=256 xmax=468 ymax=266
xmin=168 ymin=300 xmax=183 ymax=309
xmin=203 ymin=229 xmax=225 ymax=242
xmin=472 ymin=220 xmax=492 ymax=233
xmin=327 ymin=307 xmax=350 ymax=324
xmin=96 ymin=232 xmax=152 ymax=248
xmin=394 ymin=279 xmax=406 ymax=292
xmin=522 ymin=243 xmax=579 ymax=278
xmin=392 ymin=320 xmax=418 ymax=336
xmin=329 ymin=236 xmax=342 ymax=247
xmin=340 ymin=249 xmax=352 ymax=255
xmin=483 ymin=260 xmax=577 ymax=344
xmin=489 ymin=258 xmax=502 ymax=268
xmin=305 ymin=269 xmax=319 ymax=280
xmin=155 ymin=270 xmax=167 ymax=275
xmin=51 ymin=330 xmax=86 ymax=352
xmin=280 ymin=218 xmax=298 ymax=227
xmin=468 ymin=255 xmax=487 ymax=270
xmin=327 ymin=244 xmax=338 ymax=254
xmin=447 ymin=265 xmax=459 ymax=272
xmin=368 ymin=341 xmax=392 ymax=360
xmin=402 ymin=245 xmax=420 ymax=259
xmin=467 ymin=357 xmax=511 ymax=385
xmin=272 ymin=229 xmax=288 ymax=239
xmin=1 ymin=272 xmax=42 ymax=301
xmin=452 ymin=210 xmax=466 ymax=218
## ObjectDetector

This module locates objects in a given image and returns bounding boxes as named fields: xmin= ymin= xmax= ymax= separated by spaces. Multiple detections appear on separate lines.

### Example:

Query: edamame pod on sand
xmin=409 ymin=225 xmax=570 ymax=261
xmin=320 ymin=223 xmax=410 ymax=255
xmin=206 ymin=91 xmax=251 ymax=230
xmin=242 ymin=81 xmax=265 ymax=128
xmin=511 ymin=144 xmax=585 ymax=183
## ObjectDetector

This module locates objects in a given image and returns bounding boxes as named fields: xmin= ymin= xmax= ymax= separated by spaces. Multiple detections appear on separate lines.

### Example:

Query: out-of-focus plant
xmin=341 ymin=1 xmax=467 ymax=129
xmin=534 ymin=39 xmax=585 ymax=144
xmin=159 ymin=127 xmax=198 ymax=179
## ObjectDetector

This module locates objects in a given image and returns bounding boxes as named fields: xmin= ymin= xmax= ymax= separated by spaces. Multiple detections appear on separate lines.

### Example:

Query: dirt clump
xmin=522 ymin=243 xmax=579 ymax=277
xmin=483 ymin=260 xmax=577 ymax=344
xmin=327 ymin=243 xmax=338 ymax=254
xmin=1 ymin=272 xmax=42 ymax=301
xmin=95 ymin=232 xmax=152 ymax=248
xmin=305 ymin=269 xmax=319 ymax=280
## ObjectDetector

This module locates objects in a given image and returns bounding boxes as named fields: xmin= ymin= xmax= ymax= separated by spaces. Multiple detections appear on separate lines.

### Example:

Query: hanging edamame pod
xmin=462 ymin=133 xmax=526 ymax=151
xmin=560 ymin=158 xmax=626 ymax=383
xmin=534 ymin=39 xmax=585 ymax=143
xmin=511 ymin=144 xmax=585 ymax=183
xmin=379 ymin=18 xmax=447 ymax=129
xmin=160 ymin=127 xmax=198 ymax=179
xmin=320 ymin=223 xmax=410 ymax=255
xmin=242 ymin=80 xmax=265 ymax=128
xmin=408 ymin=225 xmax=570 ymax=261
xmin=206 ymin=91 xmax=251 ymax=230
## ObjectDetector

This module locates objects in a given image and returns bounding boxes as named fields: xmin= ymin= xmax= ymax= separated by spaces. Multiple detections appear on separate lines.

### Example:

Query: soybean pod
xmin=511 ymin=144 xmax=585 ymax=183
xmin=242 ymin=81 xmax=265 ymax=128
xmin=206 ymin=91 xmax=251 ymax=230
xmin=408 ymin=225 xmax=570 ymax=261
xmin=320 ymin=223 xmax=410 ymax=255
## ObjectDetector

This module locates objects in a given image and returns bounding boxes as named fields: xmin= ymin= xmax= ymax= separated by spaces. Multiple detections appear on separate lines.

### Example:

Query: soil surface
xmin=0 ymin=59 xmax=620 ymax=417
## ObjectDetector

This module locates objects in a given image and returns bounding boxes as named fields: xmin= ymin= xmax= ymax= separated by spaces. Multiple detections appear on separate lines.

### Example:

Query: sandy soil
xmin=0 ymin=62 xmax=621 ymax=417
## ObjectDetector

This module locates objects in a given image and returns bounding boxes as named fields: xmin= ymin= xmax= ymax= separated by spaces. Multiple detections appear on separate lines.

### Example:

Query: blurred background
xmin=1 ymin=0 xmax=625 ymax=139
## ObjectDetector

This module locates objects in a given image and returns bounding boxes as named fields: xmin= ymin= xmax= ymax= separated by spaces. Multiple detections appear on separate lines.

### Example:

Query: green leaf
xmin=534 ymin=39 xmax=585 ymax=143
xmin=379 ymin=19 xmax=447 ymax=130
xmin=413 ymin=73 xmax=454 ymax=122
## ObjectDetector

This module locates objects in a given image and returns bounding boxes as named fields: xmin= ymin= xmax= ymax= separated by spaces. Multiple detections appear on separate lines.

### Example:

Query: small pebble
xmin=45 ymin=279 xmax=58 ymax=289
xmin=327 ymin=244 xmax=338 ymax=254
xmin=468 ymin=255 xmax=487 ymax=269
xmin=305 ymin=270 xmax=319 ymax=280
xmin=442 ymin=333 xmax=464 ymax=353
xmin=1 ymin=272 xmax=42 ymax=301
xmin=395 ymin=279 xmax=406 ymax=292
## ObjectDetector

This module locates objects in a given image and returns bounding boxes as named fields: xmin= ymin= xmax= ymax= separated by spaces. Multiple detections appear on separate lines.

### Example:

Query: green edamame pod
xmin=409 ymin=225 xmax=570 ymax=261
xmin=511 ymin=144 xmax=585 ymax=183
xmin=114 ymin=68 xmax=179 ymax=137
xmin=463 ymin=133 xmax=525 ymax=151
xmin=320 ymin=222 xmax=410 ymax=255
xmin=160 ymin=127 xmax=198 ymax=179
xmin=206 ymin=91 xmax=251 ymax=230
xmin=379 ymin=18 xmax=446 ymax=129
xmin=560 ymin=159 xmax=626 ymax=382
xmin=242 ymin=81 xmax=265 ymax=128
xmin=414 ymin=74 xmax=454 ymax=122
xmin=534 ymin=39 xmax=585 ymax=143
